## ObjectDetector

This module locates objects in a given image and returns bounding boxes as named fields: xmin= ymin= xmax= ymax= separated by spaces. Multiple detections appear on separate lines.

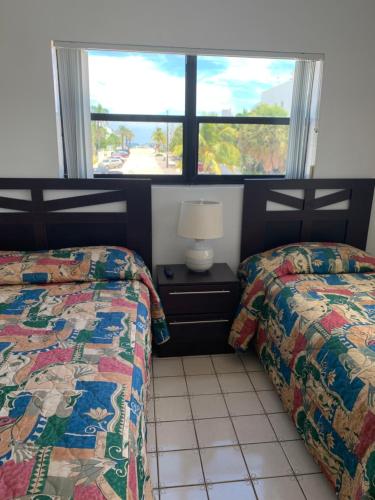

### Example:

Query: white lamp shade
xmin=178 ymin=200 xmax=223 ymax=240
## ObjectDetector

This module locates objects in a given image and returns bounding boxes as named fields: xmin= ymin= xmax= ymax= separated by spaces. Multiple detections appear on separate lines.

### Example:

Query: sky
xmin=88 ymin=50 xmax=295 ymax=118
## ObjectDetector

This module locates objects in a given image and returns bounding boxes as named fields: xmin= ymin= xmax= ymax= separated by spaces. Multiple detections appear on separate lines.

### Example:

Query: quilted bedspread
xmin=229 ymin=243 xmax=375 ymax=499
xmin=0 ymin=246 xmax=169 ymax=499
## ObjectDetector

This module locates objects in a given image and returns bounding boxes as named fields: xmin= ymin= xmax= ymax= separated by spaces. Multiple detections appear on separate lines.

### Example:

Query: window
xmin=55 ymin=46 xmax=322 ymax=183
xmin=196 ymin=56 xmax=293 ymax=177
xmin=89 ymin=51 xmax=186 ymax=179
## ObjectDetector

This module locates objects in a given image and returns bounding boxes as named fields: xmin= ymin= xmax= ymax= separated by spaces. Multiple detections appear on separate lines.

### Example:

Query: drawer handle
xmin=168 ymin=290 xmax=231 ymax=296
xmin=169 ymin=319 xmax=230 ymax=326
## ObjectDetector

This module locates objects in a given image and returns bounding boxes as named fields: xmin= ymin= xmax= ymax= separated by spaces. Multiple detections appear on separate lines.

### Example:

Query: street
xmin=95 ymin=147 xmax=182 ymax=175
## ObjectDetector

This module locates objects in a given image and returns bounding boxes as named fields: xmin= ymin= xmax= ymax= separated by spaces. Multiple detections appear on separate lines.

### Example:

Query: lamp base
xmin=185 ymin=240 xmax=214 ymax=272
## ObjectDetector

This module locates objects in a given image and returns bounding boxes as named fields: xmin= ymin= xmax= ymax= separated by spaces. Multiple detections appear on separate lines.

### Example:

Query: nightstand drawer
xmin=159 ymin=313 xmax=234 ymax=356
xmin=156 ymin=264 xmax=239 ymax=356
xmin=159 ymin=284 xmax=239 ymax=315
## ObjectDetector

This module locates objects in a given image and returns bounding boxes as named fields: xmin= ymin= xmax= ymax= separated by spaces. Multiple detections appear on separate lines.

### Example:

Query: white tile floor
xmin=148 ymin=352 xmax=336 ymax=500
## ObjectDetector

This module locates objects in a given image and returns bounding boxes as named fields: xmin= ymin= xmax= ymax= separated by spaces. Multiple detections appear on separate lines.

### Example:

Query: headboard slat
xmin=241 ymin=178 xmax=374 ymax=261
xmin=267 ymin=191 xmax=304 ymax=210
xmin=312 ymin=189 xmax=350 ymax=209
xmin=0 ymin=178 xmax=152 ymax=269
xmin=43 ymin=190 xmax=127 ymax=212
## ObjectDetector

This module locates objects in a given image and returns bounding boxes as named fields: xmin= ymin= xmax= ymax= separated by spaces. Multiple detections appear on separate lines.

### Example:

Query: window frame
xmin=91 ymin=54 xmax=290 ymax=184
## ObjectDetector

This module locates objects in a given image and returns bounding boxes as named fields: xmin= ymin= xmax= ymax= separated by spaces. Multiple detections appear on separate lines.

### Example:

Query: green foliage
xmin=91 ymin=103 xmax=109 ymax=114
xmin=91 ymin=122 xmax=108 ymax=155
xmin=118 ymin=126 xmax=134 ymax=149
xmin=169 ymin=125 xmax=183 ymax=157
xmin=236 ymin=103 xmax=289 ymax=175
xmin=168 ymin=103 xmax=289 ymax=175
xmin=239 ymin=102 xmax=288 ymax=118
xmin=91 ymin=103 xmax=135 ymax=163
xmin=152 ymin=127 xmax=167 ymax=152
xmin=199 ymin=123 xmax=241 ymax=174
xmin=107 ymin=133 xmax=121 ymax=149
xmin=238 ymin=123 xmax=288 ymax=174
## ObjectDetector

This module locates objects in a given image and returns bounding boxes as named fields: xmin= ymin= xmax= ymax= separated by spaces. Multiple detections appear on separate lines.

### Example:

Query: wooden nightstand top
xmin=156 ymin=263 xmax=238 ymax=287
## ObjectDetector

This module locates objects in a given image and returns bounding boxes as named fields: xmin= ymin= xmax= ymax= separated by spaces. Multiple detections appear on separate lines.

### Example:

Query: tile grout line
xmin=265 ymin=411 xmax=308 ymax=499
xmin=210 ymin=353 xmax=260 ymax=500
xmin=145 ymin=432 xmax=324 ymax=452
xmin=153 ymin=477 xmax=271 ymax=492
xmin=153 ymin=389 xmax=272 ymax=397
xmin=154 ymin=355 xmax=271 ymax=496
xmin=150 ymin=357 xmax=160 ymax=497
xmin=152 ymin=472 xmax=322 ymax=491
xmin=149 ymin=406 xmax=287 ymax=422
xmin=153 ymin=369 xmax=267 ymax=379
xmin=243 ymin=360 xmax=308 ymax=499
xmin=210 ymin=353 xmax=309 ymax=498
xmin=152 ymin=354 xmax=325 ymax=498
xmin=153 ymin=374 xmax=274 ymax=398
xmin=151 ymin=397 xmax=292 ymax=429
xmin=181 ymin=356 xmax=210 ymax=499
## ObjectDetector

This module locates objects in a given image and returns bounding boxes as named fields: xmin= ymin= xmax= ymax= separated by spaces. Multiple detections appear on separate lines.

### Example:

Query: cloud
xmin=88 ymin=52 xmax=295 ymax=117
xmin=196 ymin=56 xmax=294 ymax=114
xmin=88 ymin=53 xmax=185 ymax=115
xmin=205 ymin=56 xmax=294 ymax=85
xmin=196 ymin=81 xmax=233 ymax=114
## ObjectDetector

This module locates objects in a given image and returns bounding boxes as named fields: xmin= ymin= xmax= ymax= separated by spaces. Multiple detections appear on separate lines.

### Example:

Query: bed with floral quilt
xmin=0 ymin=246 xmax=169 ymax=500
xmin=229 ymin=242 xmax=375 ymax=500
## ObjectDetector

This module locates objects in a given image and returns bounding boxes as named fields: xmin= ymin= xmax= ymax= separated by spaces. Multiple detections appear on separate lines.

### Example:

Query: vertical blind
xmin=286 ymin=60 xmax=317 ymax=179
xmin=56 ymin=48 xmax=92 ymax=178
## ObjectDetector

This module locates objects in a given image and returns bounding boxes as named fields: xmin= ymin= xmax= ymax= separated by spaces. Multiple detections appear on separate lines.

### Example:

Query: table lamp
xmin=177 ymin=200 xmax=223 ymax=272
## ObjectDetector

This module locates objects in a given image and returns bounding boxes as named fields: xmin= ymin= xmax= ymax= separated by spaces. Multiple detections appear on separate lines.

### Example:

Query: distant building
xmin=261 ymin=79 xmax=294 ymax=113
xmin=221 ymin=108 xmax=232 ymax=117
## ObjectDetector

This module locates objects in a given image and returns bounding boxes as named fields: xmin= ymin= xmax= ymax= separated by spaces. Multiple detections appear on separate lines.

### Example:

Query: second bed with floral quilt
xmin=229 ymin=242 xmax=375 ymax=500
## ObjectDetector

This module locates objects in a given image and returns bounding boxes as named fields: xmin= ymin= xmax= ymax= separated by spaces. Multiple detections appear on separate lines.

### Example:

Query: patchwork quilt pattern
xmin=229 ymin=243 xmax=375 ymax=499
xmin=0 ymin=247 xmax=169 ymax=499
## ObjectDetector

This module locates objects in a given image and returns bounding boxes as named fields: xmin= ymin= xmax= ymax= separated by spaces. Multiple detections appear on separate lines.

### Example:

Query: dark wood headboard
xmin=0 ymin=178 xmax=152 ymax=269
xmin=241 ymin=178 xmax=375 ymax=260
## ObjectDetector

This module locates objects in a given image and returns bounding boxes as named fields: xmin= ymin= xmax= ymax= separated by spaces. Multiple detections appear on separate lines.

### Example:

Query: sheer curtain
xmin=55 ymin=47 xmax=92 ymax=178
xmin=286 ymin=60 xmax=317 ymax=179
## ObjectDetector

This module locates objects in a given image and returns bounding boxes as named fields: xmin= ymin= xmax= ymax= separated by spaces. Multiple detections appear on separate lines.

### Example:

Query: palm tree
xmin=199 ymin=123 xmax=240 ymax=174
xmin=237 ymin=103 xmax=289 ymax=174
xmin=107 ymin=133 xmax=121 ymax=149
xmin=91 ymin=103 xmax=109 ymax=158
xmin=91 ymin=103 xmax=109 ymax=126
xmin=152 ymin=127 xmax=167 ymax=153
xmin=125 ymin=128 xmax=134 ymax=148
xmin=170 ymin=125 xmax=183 ymax=157
xmin=118 ymin=126 xmax=135 ymax=149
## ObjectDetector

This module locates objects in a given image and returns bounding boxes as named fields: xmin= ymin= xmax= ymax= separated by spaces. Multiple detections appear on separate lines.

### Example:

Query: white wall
xmin=153 ymin=186 xmax=243 ymax=271
xmin=0 ymin=0 xmax=374 ymax=269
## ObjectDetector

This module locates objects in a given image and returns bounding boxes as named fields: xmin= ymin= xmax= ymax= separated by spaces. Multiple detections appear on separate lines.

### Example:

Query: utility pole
xmin=166 ymin=109 xmax=169 ymax=169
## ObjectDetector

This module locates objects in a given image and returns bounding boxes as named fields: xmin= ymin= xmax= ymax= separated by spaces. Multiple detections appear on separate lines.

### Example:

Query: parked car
xmin=116 ymin=148 xmax=129 ymax=158
xmin=166 ymin=157 xmax=176 ymax=167
xmin=94 ymin=165 xmax=109 ymax=174
xmin=110 ymin=153 xmax=125 ymax=162
xmin=98 ymin=158 xmax=123 ymax=169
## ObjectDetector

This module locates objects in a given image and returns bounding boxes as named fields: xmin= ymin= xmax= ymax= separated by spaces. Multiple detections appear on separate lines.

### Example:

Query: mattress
xmin=0 ymin=246 xmax=169 ymax=499
xmin=229 ymin=243 xmax=375 ymax=499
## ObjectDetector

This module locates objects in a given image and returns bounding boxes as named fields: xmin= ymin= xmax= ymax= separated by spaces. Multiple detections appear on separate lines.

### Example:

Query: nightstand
xmin=156 ymin=263 xmax=240 ymax=356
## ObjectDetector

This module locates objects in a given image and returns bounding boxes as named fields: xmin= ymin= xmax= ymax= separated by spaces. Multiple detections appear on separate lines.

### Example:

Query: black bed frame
xmin=0 ymin=178 xmax=152 ymax=269
xmin=241 ymin=178 xmax=375 ymax=260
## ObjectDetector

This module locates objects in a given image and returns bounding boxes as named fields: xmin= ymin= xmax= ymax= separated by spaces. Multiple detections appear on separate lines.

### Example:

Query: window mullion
xmin=197 ymin=116 xmax=290 ymax=125
xmin=184 ymin=55 xmax=197 ymax=182
xmin=90 ymin=113 xmax=184 ymax=122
